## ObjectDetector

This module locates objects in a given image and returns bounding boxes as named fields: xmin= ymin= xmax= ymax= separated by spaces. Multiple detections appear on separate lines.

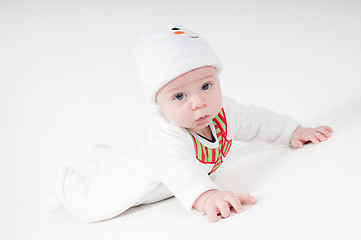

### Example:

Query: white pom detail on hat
xmin=135 ymin=25 xmax=223 ymax=104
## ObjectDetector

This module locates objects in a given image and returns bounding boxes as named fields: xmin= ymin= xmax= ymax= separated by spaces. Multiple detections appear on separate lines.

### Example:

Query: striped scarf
xmin=189 ymin=108 xmax=232 ymax=174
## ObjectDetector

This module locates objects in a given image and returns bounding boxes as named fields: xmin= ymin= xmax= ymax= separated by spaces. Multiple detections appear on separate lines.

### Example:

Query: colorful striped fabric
xmin=190 ymin=108 xmax=232 ymax=174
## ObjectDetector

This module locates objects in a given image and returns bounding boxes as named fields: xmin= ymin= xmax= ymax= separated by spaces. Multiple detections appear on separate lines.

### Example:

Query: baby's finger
xmin=315 ymin=127 xmax=332 ymax=138
xmin=205 ymin=205 xmax=219 ymax=222
xmin=236 ymin=192 xmax=257 ymax=205
xmin=319 ymin=125 xmax=334 ymax=133
xmin=290 ymin=139 xmax=303 ymax=149
xmin=224 ymin=194 xmax=243 ymax=213
xmin=314 ymin=132 xmax=327 ymax=142
xmin=309 ymin=134 xmax=320 ymax=144
xmin=217 ymin=200 xmax=231 ymax=218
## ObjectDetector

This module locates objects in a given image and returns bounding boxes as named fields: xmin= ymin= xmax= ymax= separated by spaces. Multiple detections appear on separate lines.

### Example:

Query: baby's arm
xmin=290 ymin=125 xmax=334 ymax=148
xmin=193 ymin=189 xmax=257 ymax=222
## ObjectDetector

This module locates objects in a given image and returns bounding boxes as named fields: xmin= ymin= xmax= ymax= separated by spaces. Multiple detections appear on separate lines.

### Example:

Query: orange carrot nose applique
xmin=171 ymin=26 xmax=199 ymax=38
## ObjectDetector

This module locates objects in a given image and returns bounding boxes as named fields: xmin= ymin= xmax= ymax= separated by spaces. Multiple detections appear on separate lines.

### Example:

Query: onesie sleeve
xmin=223 ymin=96 xmax=301 ymax=145
xmin=147 ymin=116 xmax=219 ymax=212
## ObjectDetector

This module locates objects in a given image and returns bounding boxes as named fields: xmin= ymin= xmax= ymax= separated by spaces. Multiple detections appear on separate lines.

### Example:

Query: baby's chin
xmin=186 ymin=122 xmax=212 ymax=133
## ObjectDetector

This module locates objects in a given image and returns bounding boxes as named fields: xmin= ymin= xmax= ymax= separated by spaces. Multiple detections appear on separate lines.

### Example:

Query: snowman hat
xmin=135 ymin=25 xmax=223 ymax=104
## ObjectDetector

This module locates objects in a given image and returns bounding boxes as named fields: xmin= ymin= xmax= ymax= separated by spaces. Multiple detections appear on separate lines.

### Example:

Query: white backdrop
xmin=1 ymin=0 xmax=360 ymax=239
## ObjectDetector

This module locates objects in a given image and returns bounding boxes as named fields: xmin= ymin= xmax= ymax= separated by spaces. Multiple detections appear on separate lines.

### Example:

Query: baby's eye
xmin=202 ymin=83 xmax=211 ymax=91
xmin=174 ymin=93 xmax=185 ymax=101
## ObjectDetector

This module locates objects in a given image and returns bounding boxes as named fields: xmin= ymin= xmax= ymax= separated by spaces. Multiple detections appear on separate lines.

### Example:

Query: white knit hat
xmin=135 ymin=25 xmax=223 ymax=104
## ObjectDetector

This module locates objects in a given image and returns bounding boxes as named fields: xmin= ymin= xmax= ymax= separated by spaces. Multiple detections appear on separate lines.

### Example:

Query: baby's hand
xmin=290 ymin=125 xmax=334 ymax=149
xmin=193 ymin=190 xmax=257 ymax=222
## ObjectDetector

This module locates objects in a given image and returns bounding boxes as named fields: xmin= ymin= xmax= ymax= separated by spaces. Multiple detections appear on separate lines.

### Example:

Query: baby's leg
xmin=134 ymin=182 xmax=173 ymax=206
xmin=51 ymin=151 xmax=159 ymax=223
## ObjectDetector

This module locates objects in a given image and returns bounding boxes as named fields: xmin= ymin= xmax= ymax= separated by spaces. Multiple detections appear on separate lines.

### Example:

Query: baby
xmin=50 ymin=25 xmax=333 ymax=223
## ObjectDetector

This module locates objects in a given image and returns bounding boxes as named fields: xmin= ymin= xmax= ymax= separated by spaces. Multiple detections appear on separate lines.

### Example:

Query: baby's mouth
xmin=196 ymin=115 xmax=210 ymax=123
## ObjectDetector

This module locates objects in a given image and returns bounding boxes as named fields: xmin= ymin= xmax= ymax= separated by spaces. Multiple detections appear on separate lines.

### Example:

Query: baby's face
xmin=156 ymin=66 xmax=222 ymax=135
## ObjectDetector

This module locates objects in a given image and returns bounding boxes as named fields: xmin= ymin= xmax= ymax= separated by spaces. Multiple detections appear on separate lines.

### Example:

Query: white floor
xmin=1 ymin=1 xmax=361 ymax=239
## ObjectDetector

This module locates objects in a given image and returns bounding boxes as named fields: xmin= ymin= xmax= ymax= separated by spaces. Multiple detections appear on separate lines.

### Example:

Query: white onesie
xmin=51 ymin=96 xmax=300 ymax=222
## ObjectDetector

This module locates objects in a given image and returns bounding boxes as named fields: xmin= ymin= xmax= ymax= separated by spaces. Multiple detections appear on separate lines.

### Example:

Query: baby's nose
xmin=191 ymin=96 xmax=207 ymax=110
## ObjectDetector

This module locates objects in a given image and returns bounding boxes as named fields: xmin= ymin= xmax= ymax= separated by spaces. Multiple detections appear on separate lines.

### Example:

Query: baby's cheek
xmin=169 ymin=111 xmax=185 ymax=126
xmin=212 ymin=93 xmax=223 ymax=113
xmin=178 ymin=114 xmax=191 ymax=128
